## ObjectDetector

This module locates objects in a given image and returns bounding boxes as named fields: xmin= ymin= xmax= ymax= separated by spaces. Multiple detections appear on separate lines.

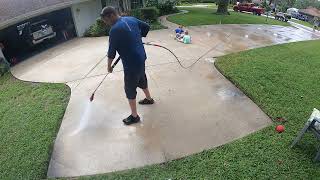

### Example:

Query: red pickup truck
xmin=233 ymin=3 xmax=265 ymax=16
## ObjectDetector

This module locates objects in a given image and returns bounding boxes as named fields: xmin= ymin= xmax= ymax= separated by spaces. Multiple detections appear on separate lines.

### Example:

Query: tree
xmin=277 ymin=0 xmax=296 ymax=12
xmin=146 ymin=0 xmax=158 ymax=7
xmin=262 ymin=0 xmax=272 ymax=21
xmin=267 ymin=0 xmax=296 ymax=12
xmin=269 ymin=0 xmax=273 ymax=6
xmin=294 ymin=0 xmax=320 ymax=9
xmin=216 ymin=0 xmax=230 ymax=15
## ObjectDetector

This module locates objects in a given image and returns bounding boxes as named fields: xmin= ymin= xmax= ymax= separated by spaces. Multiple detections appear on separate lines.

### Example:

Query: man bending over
xmin=101 ymin=7 xmax=154 ymax=125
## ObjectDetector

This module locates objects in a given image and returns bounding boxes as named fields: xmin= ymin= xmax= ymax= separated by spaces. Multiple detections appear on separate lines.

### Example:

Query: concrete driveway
xmin=11 ymin=17 xmax=319 ymax=177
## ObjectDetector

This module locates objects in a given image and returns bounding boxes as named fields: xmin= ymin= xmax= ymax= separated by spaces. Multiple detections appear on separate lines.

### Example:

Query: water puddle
xmin=217 ymin=87 xmax=244 ymax=99
xmin=205 ymin=57 xmax=216 ymax=63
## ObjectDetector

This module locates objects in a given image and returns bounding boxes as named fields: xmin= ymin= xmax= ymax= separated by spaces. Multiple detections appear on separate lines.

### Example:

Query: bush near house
xmin=85 ymin=2 xmax=177 ymax=37
xmin=84 ymin=18 xmax=110 ymax=37
xmin=130 ymin=7 xmax=159 ymax=23
xmin=0 ymin=58 xmax=10 ymax=76
xmin=129 ymin=7 xmax=167 ymax=30
xmin=130 ymin=8 xmax=143 ymax=20
xmin=84 ymin=8 xmax=165 ymax=37
xmin=180 ymin=0 xmax=216 ymax=4
xmin=157 ymin=1 xmax=179 ymax=15
xmin=146 ymin=0 xmax=159 ymax=7
xmin=140 ymin=7 xmax=159 ymax=23
xmin=146 ymin=0 xmax=180 ymax=14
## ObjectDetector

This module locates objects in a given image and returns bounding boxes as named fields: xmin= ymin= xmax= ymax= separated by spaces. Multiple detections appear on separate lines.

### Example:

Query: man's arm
xmin=107 ymin=29 xmax=118 ymax=72
xmin=136 ymin=18 xmax=150 ymax=37
xmin=107 ymin=58 xmax=113 ymax=73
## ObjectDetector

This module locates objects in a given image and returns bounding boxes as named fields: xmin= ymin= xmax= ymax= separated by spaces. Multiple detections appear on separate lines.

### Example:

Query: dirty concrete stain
xmin=206 ymin=73 xmax=215 ymax=80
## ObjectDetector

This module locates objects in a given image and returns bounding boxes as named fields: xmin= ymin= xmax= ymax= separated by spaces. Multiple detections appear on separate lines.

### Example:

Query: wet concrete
xmin=11 ymin=15 xmax=319 ymax=177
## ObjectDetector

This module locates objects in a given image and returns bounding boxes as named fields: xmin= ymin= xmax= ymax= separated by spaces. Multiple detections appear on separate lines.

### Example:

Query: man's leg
xmin=128 ymin=99 xmax=138 ymax=117
xmin=142 ymin=88 xmax=152 ymax=100
xmin=138 ymin=73 xmax=154 ymax=105
xmin=123 ymin=72 xmax=141 ymax=125
xmin=123 ymin=98 xmax=140 ymax=125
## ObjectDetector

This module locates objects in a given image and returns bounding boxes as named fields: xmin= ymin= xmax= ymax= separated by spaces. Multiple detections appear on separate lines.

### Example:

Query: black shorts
xmin=124 ymin=69 xmax=148 ymax=99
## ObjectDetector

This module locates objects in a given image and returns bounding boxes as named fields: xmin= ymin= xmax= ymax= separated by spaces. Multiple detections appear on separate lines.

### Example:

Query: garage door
xmin=0 ymin=8 xmax=76 ymax=65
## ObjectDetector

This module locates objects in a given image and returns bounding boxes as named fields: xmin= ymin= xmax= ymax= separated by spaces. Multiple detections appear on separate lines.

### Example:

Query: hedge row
xmin=85 ymin=1 xmax=178 ymax=37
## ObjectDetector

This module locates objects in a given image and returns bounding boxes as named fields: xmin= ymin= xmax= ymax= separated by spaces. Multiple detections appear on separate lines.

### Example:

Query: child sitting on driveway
xmin=179 ymin=30 xmax=191 ymax=44
xmin=175 ymin=25 xmax=184 ymax=39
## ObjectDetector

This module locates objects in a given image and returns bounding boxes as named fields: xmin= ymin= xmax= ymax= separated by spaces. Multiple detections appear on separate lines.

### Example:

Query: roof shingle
xmin=0 ymin=0 xmax=73 ymax=25
xmin=299 ymin=7 xmax=320 ymax=18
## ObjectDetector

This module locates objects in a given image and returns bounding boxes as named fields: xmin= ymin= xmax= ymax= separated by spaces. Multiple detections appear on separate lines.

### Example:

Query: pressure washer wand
xmin=90 ymin=56 xmax=121 ymax=102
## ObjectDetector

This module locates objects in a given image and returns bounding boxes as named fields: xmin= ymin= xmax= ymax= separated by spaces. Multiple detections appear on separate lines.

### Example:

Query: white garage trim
xmin=71 ymin=0 xmax=102 ymax=37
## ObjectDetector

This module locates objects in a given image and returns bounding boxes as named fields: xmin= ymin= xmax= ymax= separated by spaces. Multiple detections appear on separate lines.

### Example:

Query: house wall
xmin=71 ymin=0 xmax=102 ymax=37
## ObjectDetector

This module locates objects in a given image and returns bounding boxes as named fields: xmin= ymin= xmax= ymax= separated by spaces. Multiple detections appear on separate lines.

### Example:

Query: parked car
xmin=291 ymin=12 xmax=308 ymax=21
xmin=233 ymin=3 xmax=265 ymax=15
xmin=29 ymin=20 xmax=56 ymax=45
xmin=17 ymin=19 xmax=56 ymax=46
xmin=275 ymin=12 xmax=291 ymax=22
xmin=287 ymin=8 xmax=299 ymax=16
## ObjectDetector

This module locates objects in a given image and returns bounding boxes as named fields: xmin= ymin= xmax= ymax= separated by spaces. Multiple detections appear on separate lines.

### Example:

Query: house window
xmin=131 ymin=0 xmax=143 ymax=9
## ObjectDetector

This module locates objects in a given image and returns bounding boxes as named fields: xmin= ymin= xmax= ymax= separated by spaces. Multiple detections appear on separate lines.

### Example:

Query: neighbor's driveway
xmin=11 ymin=18 xmax=319 ymax=177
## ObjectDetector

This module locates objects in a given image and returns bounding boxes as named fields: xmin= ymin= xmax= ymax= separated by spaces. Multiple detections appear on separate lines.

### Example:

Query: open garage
xmin=0 ymin=0 xmax=112 ymax=65
xmin=0 ymin=8 xmax=76 ymax=64
xmin=0 ymin=0 xmax=142 ymax=66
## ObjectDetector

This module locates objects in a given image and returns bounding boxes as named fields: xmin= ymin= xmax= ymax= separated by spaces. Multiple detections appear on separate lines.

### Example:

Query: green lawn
xmin=178 ymin=2 xmax=218 ymax=8
xmin=168 ymin=7 xmax=290 ymax=26
xmin=291 ymin=19 xmax=314 ymax=28
xmin=0 ymin=73 xmax=70 ymax=179
xmin=178 ymin=3 xmax=235 ymax=9
xmin=79 ymin=40 xmax=320 ymax=179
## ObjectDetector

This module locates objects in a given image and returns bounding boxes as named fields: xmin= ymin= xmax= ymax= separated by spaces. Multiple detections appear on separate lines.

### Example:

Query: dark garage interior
xmin=0 ymin=7 xmax=76 ymax=65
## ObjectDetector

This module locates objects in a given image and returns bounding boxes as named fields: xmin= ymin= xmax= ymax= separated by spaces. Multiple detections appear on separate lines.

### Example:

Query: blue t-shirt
xmin=175 ymin=28 xmax=184 ymax=34
xmin=108 ymin=17 xmax=150 ymax=73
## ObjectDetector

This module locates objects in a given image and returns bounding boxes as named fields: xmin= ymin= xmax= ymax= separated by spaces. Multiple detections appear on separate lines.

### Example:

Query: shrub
xmin=180 ymin=0 xmax=216 ymax=4
xmin=129 ymin=8 xmax=143 ymax=19
xmin=157 ymin=1 xmax=179 ymax=16
xmin=180 ymin=0 xmax=197 ymax=3
xmin=0 ymin=57 xmax=10 ymax=76
xmin=129 ymin=7 xmax=159 ymax=23
xmin=140 ymin=7 xmax=159 ymax=23
xmin=199 ymin=0 xmax=216 ymax=2
xmin=146 ymin=0 xmax=159 ymax=7
xmin=84 ymin=18 xmax=110 ymax=37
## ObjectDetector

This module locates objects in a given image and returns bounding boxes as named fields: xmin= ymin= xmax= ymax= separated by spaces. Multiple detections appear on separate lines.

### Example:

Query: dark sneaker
xmin=123 ymin=115 xmax=140 ymax=125
xmin=138 ymin=98 xmax=155 ymax=105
